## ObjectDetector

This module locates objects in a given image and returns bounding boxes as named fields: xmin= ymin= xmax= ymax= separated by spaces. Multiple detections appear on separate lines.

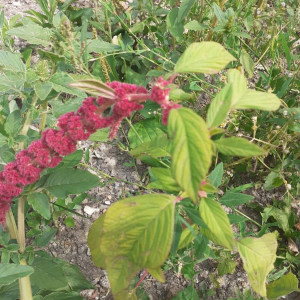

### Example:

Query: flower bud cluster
xmin=0 ymin=78 xmax=180 ymax=224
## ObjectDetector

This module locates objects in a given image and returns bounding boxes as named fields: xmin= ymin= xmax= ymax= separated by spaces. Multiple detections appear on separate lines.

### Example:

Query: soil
xmin=1 ymin=1 xmax=300 ymax=300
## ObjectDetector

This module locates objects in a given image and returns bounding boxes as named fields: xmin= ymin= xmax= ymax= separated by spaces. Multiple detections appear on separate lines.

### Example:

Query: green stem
xmin=19 ymin=260 xmax=33 ymax=300
xmin=233 ymin=208 xmax=262 ymax=228
xmin=19 ymin=94 xmax=38 ymax=149
xmin=125 ymin=118 xmax=143 ymax=144
xmin=5 ymin=208 xmax=18 ymax=240
xmin=39 ymin=101 xmax=48 ymax=133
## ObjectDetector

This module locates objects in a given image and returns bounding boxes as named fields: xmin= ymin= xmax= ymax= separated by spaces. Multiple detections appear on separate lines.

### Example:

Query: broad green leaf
xmin=199 ymin=198 xmax=234 ymax=250
xmin=207 ymin=84 xmax=233 ymax=128
xmin=178 ymin=224 xmax=198 ymax=249
xmin=214 ymin=137 xmax=265 ymax=157
xmin=219 ymin=192 xmax=254 ymax=208
xmin=50 ymin=97 xmax=83 ymax=118
xmin=236 ymin=233 xmax=277 ymax=297
xmin=0 ymin=264 xmax=34 ymax=287
xmin=100 ymin=194 xmax=175 ymax=295
xmin=147 ymin=268 xmax=165 ymax=283
xmin=130 ymin=135 xmax=171 ymax=158
xmin=147 ymin=168 xmax=181 ymax=192
xmin=227 ymin=69 xmax=280 ymax=111
xmin=169 ymin=89 xmax=192 ymax=102
xmin=50 ymin=73 xmax=87 ymax=98
xmin=34 ymin=81 xmax=53 ymax=100
xmin=4 ymin=111 xmax=22 ymax=136
xmin=233 ymin=90 xmax=281 ymax=111
xmin=7 ymin=24 xmax=52 ymax=46
xmin=185 ymin=208 xmax=208 ymax=228
xmin=43 ymin=292 xmax=83 ymax=300
xmin=171 ymin=286 xmax=200 ymax=300
xmin=178 ymin=0 xmax=196 ymax=22
xmin=31 ymin=257 xmax=68 ymax=290
xmin=261 ymin=207 xmax=291 ymax=233
xmin=88 ymin=214 xmax=106 ymax=268
xmin=240 ymin=50 xmax=254 ymax=78
xmin=207 ymin=162 xmax=223 ymax=188
xmin=44 ymin=167 xmax=99 ymax=198
xmin=166 ymin=8 xmax=184 ymax=41
xmin=69 ymin=79 xmax=115 ymax=99
xmin=175 ymin=42 xmax=236 ymax=74
xmin=130 ymin=22 xmax=145 ymax=33
xmin=184 ymin=20 xmax=208 ymax=31
xmin=87 ymin=39 xmax=121 ymax=53
xmin=217 ymin=257 xmax=237 ymax=276
xmin=89 ymin=128 xmax=109 ymax=142
xmin=168 ymin=108 xmax=212 ymax=201
xmin=0 ymin=51 xmax=25 ymax=73
xmin=267 ymin=273 xmax=299 ymax=299
xmin=27 ymin=193 xmax=51 ymax=220
xmin=34 ymin=228 xmax=57 ymax=247
xmin=128 ymin=118 xmax=166 ymax=148
xmin=228 ymin=214 xmax=247 ymax=224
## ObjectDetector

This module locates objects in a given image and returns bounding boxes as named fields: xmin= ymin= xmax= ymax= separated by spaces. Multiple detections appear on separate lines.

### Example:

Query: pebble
xmin=83 ymin=206 xmax=99 ymax=215
xmin=87 ymin=248 xmax=91 ymax=256
xmin=104 ymin=200 xmax=111 ymax=205
xmin=78 ymin=246 xmax=85 ymax=254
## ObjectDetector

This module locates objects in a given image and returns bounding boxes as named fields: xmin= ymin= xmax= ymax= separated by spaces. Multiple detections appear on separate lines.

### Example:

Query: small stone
xmin=104 ymin=200 xmax=111 ymax=205
xmin=84 ymin=206 xmax=99 ymax=215
xmin=78 ymin=246 xmax=85 ymax=254
xmin=87 ymin=248 xmax=91 ymax=256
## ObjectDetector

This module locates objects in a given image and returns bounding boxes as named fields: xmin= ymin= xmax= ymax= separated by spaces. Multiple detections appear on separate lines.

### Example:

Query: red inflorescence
xmin=0 ymin=79 xmax=180 ymax=225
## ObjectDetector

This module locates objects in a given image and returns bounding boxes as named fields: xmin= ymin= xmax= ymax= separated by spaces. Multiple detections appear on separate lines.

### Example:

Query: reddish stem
xmin=134 ymin=270 xmax=148 ymax=290
xmin=127 ymin=94 xmax=152 ymax=102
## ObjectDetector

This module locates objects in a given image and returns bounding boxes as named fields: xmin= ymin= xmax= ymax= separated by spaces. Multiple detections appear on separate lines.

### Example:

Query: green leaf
xmin=199 ymin=198 xmax=234 ymax=250
xmin=50 ymin=73 xmax=87 ymax=98
xmin=184 ymin=20 xmax=208 ymax=31
xmin=207 ymin=84 xmax=233 ymax=128
xmin=0 ymin=51 xmax=25 ymax=73
xmin=217 ymin=257 xmax=237 ymax=276
xmin=171 ymin=286 xmax=200 ymax=300
xmin=130 ymin=135 xmax=171 ymax=158
xmin=43 ymin=292 xmax=83 ymax=300
xmin=169 ymin=89 xmax=192 ymax=102
xmin=167 ymin=8 xmax=184 ymax=41
xmin=34 ymin=81 xmax=53 ymax=100
xmin=34 ymin=228 xmax=57 ymax=247
xmin=31 ymin=257 xmax=68 ymax=290
xmin=147 ymin=168 xmax=181 ymax=192
xmin=178 ymin=224 xmax=198 ymax=249
xmin=130 ymin=22 xmax=145 ymax=33
xmin=27 ymin=193 xmax=51 ymax=220
xmin=147 ymin=268 xmax=165 ymax=283
xmin=240 ymin=50 xmax=254 ymax=78
xmin=219 ymin=192 xmax=254 ymax=208
xmin=267 ymin=273 xmax=299 ymax=299
xmin=214 ymin=137 xmax=266 ymax=157
xmin=7 ymin=24 xmax=52 ymax=46
xmin=89 ymin=128 xmax=109 ymax=142
xmin=44 ymin=167 xmax=99 ymax=198
xmin=100 ymin=194 xmax=175 ymax=295
xmin=87 ymin=39 xmax=121 ymax=53
xmin=0 ymin=264 xmax=34 ymax=287
xmin=175 ymin=42 xmax=236 ymax=74
xmin=236 ymin=233 xmax=277 ymax=297
xmin=68 ymin=79 xmax=115 ymax=99
xmin=228 ymin=214 xmax=247 ymax=224
xmin=4 ymin=111 xmax=22 ymax=136
xmin=178 ymin=0 xmax=196 ymax=22
xmin=228 ymin=69 xmax=280 ymax=111
xmin=88 ymin=214 xmax=106 ymax=268
xmin=168 ymin=108 xmax=212 ymax=202
xmin=208 ymin=162 xmax=223 ymax=188
xmin=128 ymin=118 xmax=166 ymax=149
xmin=263 ymin=172 xmax=283 ymax=191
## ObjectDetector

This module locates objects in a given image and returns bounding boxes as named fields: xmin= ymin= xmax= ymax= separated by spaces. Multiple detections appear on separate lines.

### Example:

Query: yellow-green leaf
xmin=168 ymin=108 xmax=212 ymax=202
xmin=236 ymin=233 xmax=277 ymax=297
xmin=267 ymin=273 xmax=300 ymax=299
xmin=100 ymin=194 xmax=175 ymax=295
xmin=199 ymin=198 xmax=234 ymax=250
xmin=214 ymin=137 xmax=266 ymax=157
xmin=178 ymin=224 xmax=198 ymax=249
xmin=87 ymin=214 xmax=106 ymax=268
xmin=207 ymin=84 xmax=233 ymax=128
xmin=148 ymin=267 xmax=165 ymax=283
xmin=227 ymin=69 xmax=280 ymax=111
xmin=174 ymin=42 xmax=236 ymax=74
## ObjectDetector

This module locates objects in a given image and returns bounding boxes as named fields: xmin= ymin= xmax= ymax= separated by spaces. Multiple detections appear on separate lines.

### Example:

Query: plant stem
xmin=233 ymin=208 xmax=262 ymax=228
xmin=18 ymin=197 xmax=26 ymax=253
xmin=19 ymin=260 xmax=33 ymax=300
xmin=134 ymin=270 xmax=148 ymax=290
xmin=39 ymin=101 xmax=48 ymax=133
xmin=5 ymin=208 xmax=18 ymax=240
